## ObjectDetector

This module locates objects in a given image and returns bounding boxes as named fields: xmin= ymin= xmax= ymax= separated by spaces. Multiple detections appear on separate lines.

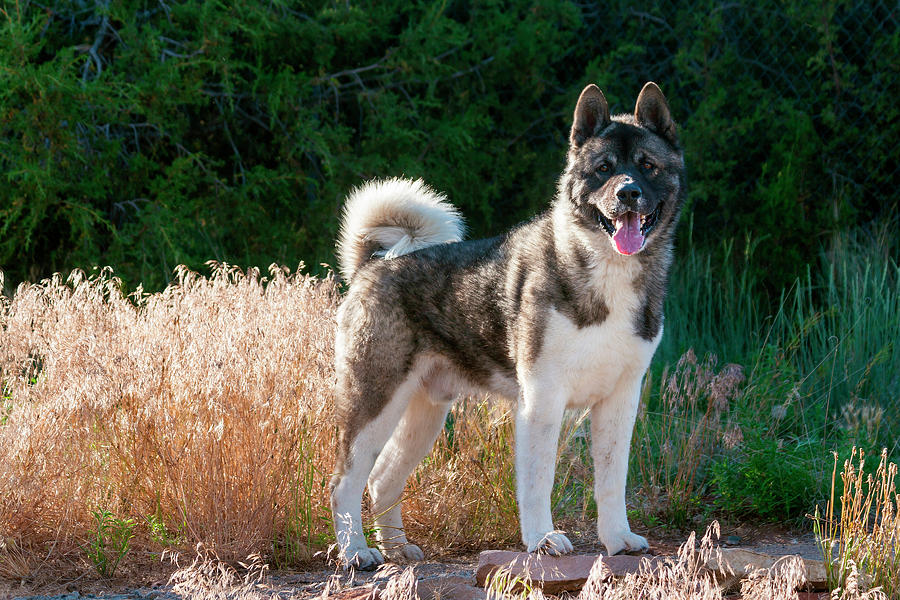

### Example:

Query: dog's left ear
xmin=634 ymin=82 xmax=677 ymax=145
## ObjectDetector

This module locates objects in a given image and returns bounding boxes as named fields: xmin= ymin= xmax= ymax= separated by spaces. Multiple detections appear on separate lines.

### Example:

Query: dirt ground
xmin=0 ymin=522 xmax=823 ymax=600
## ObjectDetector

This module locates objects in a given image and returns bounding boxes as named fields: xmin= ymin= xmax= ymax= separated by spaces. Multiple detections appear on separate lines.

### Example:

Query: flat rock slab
xmin=706 ymin=548 xmax=828 ymax=592
xmin=475 ymin=551 xmax=663 ymax=595
xmin=477 ymin=548 xmax=829 ymax=595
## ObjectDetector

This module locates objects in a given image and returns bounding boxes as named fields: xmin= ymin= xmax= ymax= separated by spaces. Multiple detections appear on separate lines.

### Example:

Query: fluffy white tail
xmin=336 ymin=178 xmax=465 ymax=282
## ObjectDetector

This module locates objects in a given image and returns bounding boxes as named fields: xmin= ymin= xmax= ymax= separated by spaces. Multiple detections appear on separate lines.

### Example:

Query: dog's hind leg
xmin=330 ymin=376 xmax=421 ymax=570
xmin=368 ymin=387 xmax=450 ymax=562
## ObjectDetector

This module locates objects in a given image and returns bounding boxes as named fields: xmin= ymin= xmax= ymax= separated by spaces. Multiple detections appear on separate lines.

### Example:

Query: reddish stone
xmin=706 ymin=548 xmax=829 ymax=592
xmin=475 ymin=551 xmax=662 ymax=595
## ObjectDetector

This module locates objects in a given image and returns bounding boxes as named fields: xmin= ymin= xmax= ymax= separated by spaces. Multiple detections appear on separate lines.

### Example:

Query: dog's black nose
xmin=616 ymin=183 xmax=642 ymax=204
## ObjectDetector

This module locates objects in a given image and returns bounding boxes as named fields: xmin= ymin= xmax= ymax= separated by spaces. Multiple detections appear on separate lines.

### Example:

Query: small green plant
xmin=627 ymin=507 xmax=663 ymax=530
xmin=145 ymin=513 xmax=180 ymax=547
xmin=85 ymin=508 xmax=135 ymax=577
xmin=0 ymin=384 xmax=11 ymax=426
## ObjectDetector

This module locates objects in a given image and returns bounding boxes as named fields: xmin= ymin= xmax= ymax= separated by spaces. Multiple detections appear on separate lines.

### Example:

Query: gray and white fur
xmin=330 ymin=82 xmax=686 ymax=569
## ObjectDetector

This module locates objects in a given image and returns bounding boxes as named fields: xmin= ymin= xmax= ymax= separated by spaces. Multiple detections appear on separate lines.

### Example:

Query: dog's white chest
xmin=534 ymin=305 xmax=660 ymax=407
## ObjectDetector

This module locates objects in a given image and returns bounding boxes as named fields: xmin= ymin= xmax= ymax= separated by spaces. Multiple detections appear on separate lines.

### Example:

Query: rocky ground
xmin=0 ymin=529 xmax=825 ymax=600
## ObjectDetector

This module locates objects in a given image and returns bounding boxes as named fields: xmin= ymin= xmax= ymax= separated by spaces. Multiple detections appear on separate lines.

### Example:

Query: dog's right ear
xmin=570 ymin=84 xmax=610 ymax=146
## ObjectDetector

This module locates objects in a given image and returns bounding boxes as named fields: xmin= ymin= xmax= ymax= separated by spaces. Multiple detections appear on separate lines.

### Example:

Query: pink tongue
xmin=612 ymin=212 xmax=644 ymax=255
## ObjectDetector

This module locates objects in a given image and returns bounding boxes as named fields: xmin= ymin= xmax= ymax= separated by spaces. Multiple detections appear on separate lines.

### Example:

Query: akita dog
xmin=330 ymin=82 xmax=685 ymax=569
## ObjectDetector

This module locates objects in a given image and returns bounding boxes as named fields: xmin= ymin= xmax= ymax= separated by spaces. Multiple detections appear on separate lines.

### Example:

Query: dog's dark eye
xmin=598 ymin=163 xmax=610 ymax=173
xmin=642 ymin=161 xmax=654 ymax=171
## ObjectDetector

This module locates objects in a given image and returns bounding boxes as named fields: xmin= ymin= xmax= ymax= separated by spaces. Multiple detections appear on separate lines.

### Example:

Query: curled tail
xmin=336 ymin=177 xmax=465 ymax=283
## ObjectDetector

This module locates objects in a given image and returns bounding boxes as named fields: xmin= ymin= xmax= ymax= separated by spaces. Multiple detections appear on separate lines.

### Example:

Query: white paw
xmin=600 ymin=529 xmax=649 ymax=556
xmin=383 ymin=543 xmax=425 ymax=563
xmin=525 ymin=530 xmax=574 ymax=555
xmin=341 ymin=545 xmax=384 ymax=570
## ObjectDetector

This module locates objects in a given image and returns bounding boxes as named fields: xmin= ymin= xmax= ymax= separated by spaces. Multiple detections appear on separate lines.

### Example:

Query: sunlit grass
xmin=812 ymin=448 xmax=899 ymax=598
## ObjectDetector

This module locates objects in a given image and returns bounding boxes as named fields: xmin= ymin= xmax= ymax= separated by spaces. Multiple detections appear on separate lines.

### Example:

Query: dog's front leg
xmin=515 ymin=381 xmax=573 ymax=555
xmin=590 ymin=375 xmax=649 ymax=556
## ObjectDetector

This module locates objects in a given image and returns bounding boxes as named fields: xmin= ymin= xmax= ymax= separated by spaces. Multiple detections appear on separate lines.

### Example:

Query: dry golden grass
xmin=1 ymin=264 xmax=340 ymax=572
xmin=5 ymin=263 xmax=893 ymax=600
xmin=0 ymin=264 xmax=533 ymax=577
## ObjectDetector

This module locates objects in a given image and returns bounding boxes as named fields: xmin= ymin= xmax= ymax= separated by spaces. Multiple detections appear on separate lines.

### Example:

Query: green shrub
xmin=0 ymin=0 xmax=580 ymax=289
xmin=709 ymin=435 xmax=821 ymax=521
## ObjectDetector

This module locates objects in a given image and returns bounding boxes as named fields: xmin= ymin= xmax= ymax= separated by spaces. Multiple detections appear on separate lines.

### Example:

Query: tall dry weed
xmin=402 ymin=398 xmax=522 ymax=551
xmin=578 ymin=522 xmax=725 ymax=600
xmin=167 ymin=547 xmax=300 ymax=600
xmin=577 ymin=521 xmax=833 ymax=600
xmin=0 ymin=263 xmax=340 ymax=568
xmin=812 ymin=448 xmax=899 ymax=598
xmin=631 ymin=350 xmax=745 ymax=523
xmin=739 ymin=555 xmax=807 ymax=600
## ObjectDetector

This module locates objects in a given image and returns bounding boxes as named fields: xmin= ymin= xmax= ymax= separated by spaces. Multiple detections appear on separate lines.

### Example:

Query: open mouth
xmin=595 ymin=202 xmax=662 ymax=255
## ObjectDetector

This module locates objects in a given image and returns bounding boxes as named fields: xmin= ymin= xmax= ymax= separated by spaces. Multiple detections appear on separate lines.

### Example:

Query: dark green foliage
xmin=1 ymin=1 xmax=897 ymax=291
xmin=709 ymin=435 xmax=822 ymax=522
xmin=0 ymin=0 xmax=581 ymax=289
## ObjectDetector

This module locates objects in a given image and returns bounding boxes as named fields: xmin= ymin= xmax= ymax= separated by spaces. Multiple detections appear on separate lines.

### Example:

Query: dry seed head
xmin=376 ymin=564 xmax=418 ymax=600
xmin=839 ymin=401 xmax=884 ymax=439
xmin=739 ymin=555 xmax=806 ymax=600
xmin=708 ymin=363 xmax=745 ymax=413
xmin=677 ymin=348 xmax=698 ymax=369
xmin=771 ymin=404 xmax=788 ymax=420
xmin=722 ymin=424 xmax=744 ymax=450
xmin=665 ymin=373 xmax=682 ymax=409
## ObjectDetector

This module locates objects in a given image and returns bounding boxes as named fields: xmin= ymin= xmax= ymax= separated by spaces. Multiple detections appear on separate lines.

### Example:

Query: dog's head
xmin=562 ymin=82 xmax=685 ymax=256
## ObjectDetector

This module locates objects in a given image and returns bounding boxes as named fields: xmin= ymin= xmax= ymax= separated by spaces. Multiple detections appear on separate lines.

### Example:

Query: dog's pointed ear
xmin=634 ymin=82 xmax=677 ymax=145
xmin=570 ymin=84 xmax=610 ymax=146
